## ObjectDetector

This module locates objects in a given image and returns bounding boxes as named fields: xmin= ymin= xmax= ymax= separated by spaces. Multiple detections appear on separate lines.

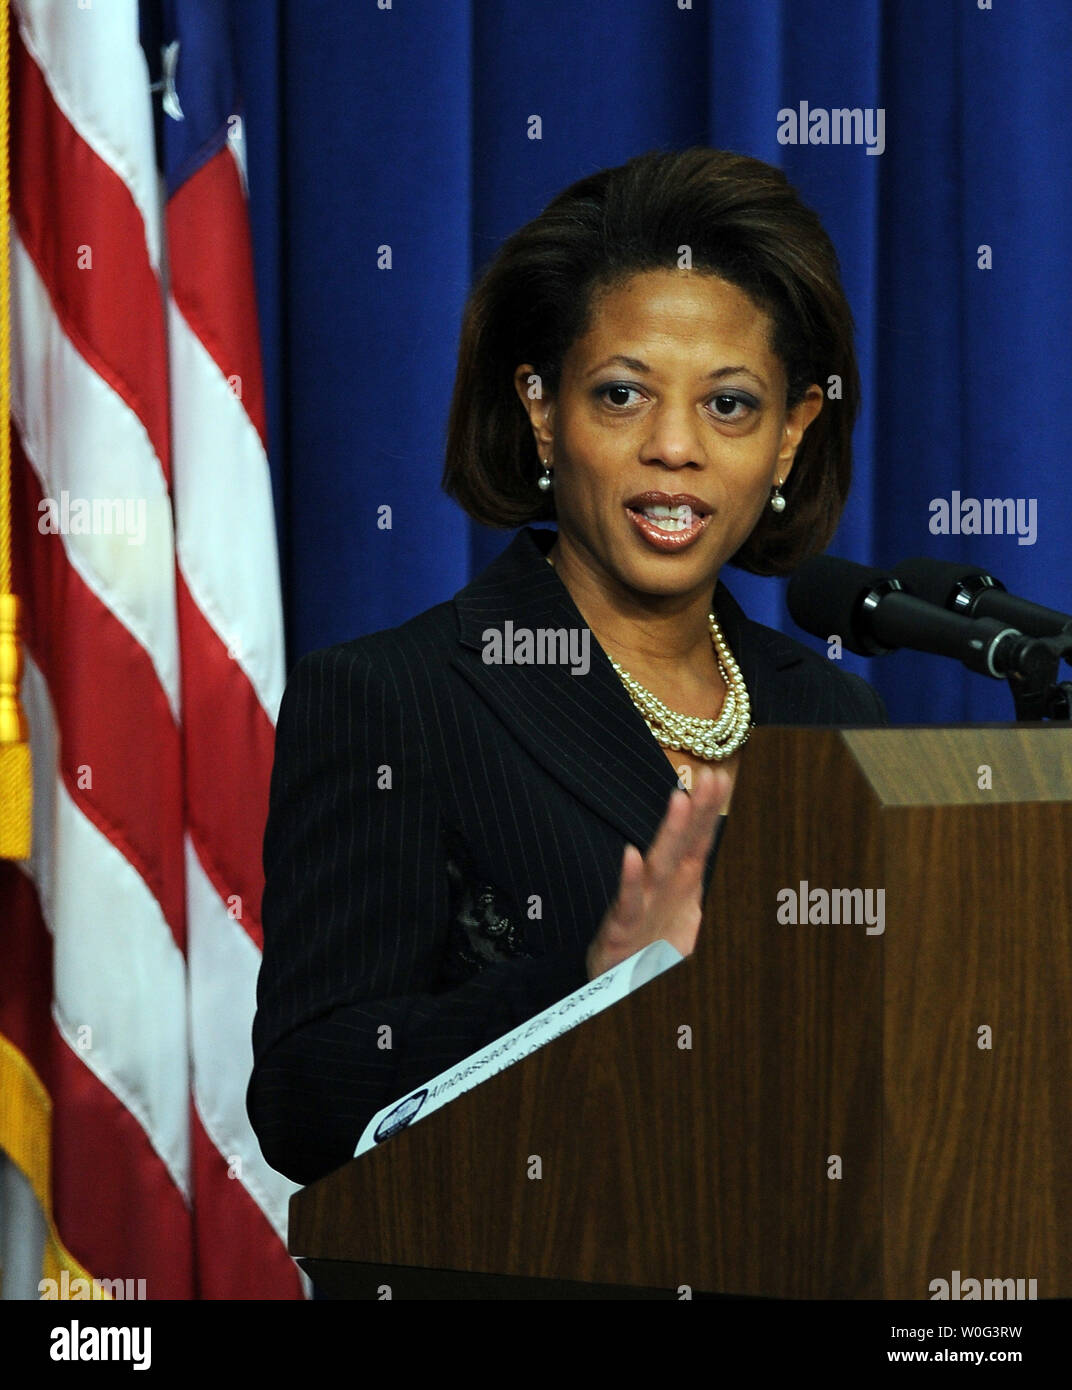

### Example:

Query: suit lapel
xmin=450 ymin=527 xmax=808 ymax=851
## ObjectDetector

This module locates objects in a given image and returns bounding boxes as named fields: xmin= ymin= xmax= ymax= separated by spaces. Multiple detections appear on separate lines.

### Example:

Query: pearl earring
xmin=770 ymin=479 xmax=786 ymax=513
xmin=537 ymin=457 xmax=553 ymax=492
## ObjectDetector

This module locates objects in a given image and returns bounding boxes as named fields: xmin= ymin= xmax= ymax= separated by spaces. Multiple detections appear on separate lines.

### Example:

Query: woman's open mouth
xmin=624 ymin=500 xmax=712 ymax=552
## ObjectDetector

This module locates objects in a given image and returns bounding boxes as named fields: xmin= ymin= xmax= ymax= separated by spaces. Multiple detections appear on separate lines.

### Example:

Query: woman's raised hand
xmin=585 ymin=765 xmax=732 ymax=980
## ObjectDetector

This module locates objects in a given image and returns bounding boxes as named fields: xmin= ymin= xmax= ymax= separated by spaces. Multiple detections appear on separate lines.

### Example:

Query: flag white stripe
xmin=169 ymin=299 xmax=285 ymax=720
xmin=227 ymin=123 xmax=250 ymax=198
xmin=185 ymin=841 xmax=298 ymax=1244
xmin=16 ymin=0 xmax=163 ymax=269
xmin=20 ymin=656 xmax=191 ymax=1200
xmin=11 ymin=234 xmax=182 ymax=719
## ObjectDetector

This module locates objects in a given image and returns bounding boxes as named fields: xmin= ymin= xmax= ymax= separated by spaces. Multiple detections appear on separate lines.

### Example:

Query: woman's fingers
xmin=642 ymin=786 xmax=694 ymax=883
xmin=612 ymin=842 xmax=645 ymax=929
xmin=644 ymin=766 xmax=728 ymax=886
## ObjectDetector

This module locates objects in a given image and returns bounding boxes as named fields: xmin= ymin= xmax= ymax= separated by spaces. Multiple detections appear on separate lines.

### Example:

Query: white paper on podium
xmin=353 ymin=937 xmax=684 ymax=1157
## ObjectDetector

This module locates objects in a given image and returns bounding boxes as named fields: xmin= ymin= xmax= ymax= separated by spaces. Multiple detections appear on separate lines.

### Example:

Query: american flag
xmin=0 ymin=0 xmax=303 ymax=1299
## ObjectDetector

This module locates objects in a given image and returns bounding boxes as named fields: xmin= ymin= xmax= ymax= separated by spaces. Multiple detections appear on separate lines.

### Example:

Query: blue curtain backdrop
xmin=231 ymin=0 xmax=1072 ymax=725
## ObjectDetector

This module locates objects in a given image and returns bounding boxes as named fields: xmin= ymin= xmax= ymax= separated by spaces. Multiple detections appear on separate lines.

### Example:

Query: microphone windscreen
xmin=787 ymin=555 xmax=888 ymax=649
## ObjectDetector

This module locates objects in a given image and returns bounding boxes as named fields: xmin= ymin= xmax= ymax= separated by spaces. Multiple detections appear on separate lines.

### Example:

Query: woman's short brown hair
xmin=442 ymin=147 xmax=859 ymax=576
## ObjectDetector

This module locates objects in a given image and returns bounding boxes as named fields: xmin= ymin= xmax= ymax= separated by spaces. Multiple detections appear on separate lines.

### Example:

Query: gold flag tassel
xmin=0 ymin=0 xmax=31 ymax=862
xmin=0 ymin=597 xmax=30 ymax=860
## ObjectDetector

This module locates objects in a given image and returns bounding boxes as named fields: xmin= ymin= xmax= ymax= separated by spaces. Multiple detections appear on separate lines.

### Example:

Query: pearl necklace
xmin=609 ymin=613 xmax=752 ymax=761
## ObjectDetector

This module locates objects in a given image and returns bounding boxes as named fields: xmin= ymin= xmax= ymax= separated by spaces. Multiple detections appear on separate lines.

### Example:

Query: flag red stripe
xmin=11 ymin=27 xmax=171 ymax=481
xmin=11 ymin=436 xmax=187 ymax=948
xmin=177 ymin=577 xmax=274 ymax=949
xmin=167 ymin=150 xmax=269 ymax=450
xmin=190 ymin=1122 xmax=303 ymax=1299
xmin=0 ymin=865 xmax=194 ymax=1298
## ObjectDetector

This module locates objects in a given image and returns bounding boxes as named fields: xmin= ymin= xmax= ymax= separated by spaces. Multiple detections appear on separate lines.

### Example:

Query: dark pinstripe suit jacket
xmin=248 ymin=526 xmax=887 ymax=1184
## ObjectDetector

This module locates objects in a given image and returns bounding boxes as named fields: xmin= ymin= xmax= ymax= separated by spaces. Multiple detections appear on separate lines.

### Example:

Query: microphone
xmin=891 ymin=558 xmax=1072 ymax=637
xmin=786 ymin=555 xmax=1053 ymax=681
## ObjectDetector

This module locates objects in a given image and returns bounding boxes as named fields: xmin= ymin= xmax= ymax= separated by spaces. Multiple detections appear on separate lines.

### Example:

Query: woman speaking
xmin=248 ymin=147 xmax=886 ymax=1186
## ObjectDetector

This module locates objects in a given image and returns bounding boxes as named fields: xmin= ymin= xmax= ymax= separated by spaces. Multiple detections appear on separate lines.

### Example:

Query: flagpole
xmin=0 ymin=0 xmax=32 ymax=861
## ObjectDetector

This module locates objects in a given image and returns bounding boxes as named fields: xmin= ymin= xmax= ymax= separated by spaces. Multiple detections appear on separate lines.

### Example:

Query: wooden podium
xmin=288 ymin=727 xmax=1072 ymax=1299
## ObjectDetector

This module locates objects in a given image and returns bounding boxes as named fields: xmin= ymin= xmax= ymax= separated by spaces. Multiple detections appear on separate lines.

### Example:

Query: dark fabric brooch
xmin=440 ymin=825 xmax=531 ymax=983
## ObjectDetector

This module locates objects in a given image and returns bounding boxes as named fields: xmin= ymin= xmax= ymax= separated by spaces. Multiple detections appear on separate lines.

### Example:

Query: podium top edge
xmin=743 ymin=726 xmax=1072 ymax=804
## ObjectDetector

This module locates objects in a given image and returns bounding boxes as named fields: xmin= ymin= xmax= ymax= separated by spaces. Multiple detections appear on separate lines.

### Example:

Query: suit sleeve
xmin=247 ymin=645 xmax=590 ymax=1186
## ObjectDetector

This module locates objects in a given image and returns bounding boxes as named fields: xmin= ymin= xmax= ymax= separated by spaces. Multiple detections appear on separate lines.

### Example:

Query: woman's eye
xmin=597 ymin=384 xmax=642 ymax=407
xmin=709 ymin=393 xmax=755 ymax=421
